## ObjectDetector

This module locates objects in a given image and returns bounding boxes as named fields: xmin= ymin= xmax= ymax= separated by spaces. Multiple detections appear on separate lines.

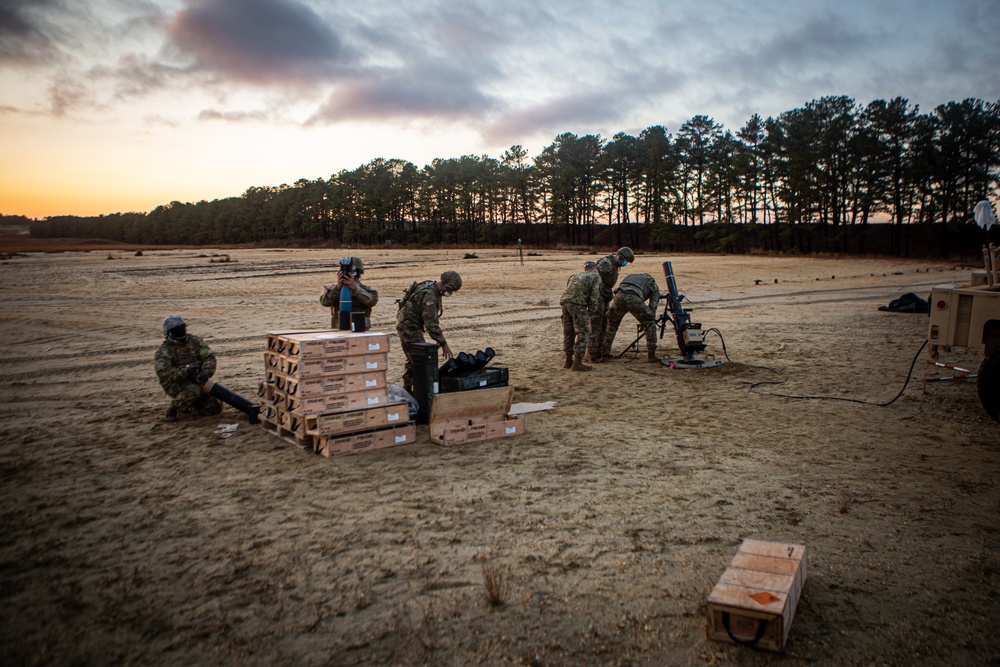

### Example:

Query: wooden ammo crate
xmin=428 ymin=385 xmax=525 ymax=446
xmin=706 ymin=540 xmax=807 ymax=652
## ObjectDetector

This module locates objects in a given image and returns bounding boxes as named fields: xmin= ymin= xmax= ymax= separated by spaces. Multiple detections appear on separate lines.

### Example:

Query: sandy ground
xmin=0 ymin=246 xmax=997 ymax=666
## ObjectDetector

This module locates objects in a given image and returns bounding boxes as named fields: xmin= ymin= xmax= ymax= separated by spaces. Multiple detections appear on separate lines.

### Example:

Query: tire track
xmin=0 ymin=345 xmax=268 ymax=382
xmin=0 ymin=335 xmax=267 ymax=365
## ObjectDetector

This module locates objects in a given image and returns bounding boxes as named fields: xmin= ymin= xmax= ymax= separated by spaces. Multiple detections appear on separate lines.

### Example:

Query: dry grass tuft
xmin=838 ymin=489 xmax=853 ymax=515
xmin=481 ymin=557 xmax=510 ymax=607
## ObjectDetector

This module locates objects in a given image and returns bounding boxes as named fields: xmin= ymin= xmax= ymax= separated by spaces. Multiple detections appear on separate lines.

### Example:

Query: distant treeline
xmin=27 ymin=95 xmax=1000 ymax=258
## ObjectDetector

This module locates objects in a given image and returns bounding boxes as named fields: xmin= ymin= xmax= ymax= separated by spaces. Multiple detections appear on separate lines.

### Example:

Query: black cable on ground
xmin=621 ymin=326 xmax=927 ymax=407
xmin=704 ymin=327 xmax=926 ymax=407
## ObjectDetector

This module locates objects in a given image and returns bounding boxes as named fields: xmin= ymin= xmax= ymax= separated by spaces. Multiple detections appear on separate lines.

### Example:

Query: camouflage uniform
xmin=154 ymin=334 xmax=221 ymax=415
xmin=320 ymin=281 xmax=379 ymax=329
xmin=602 ymin=273 xmax=661 ymax=357
xmin=560 ymin=271 xmax=602 ymax=358
xmin=589 ymin=253 xmax=622 ymax=357
xmin=396 ymin=281 xmax=448 ymax=391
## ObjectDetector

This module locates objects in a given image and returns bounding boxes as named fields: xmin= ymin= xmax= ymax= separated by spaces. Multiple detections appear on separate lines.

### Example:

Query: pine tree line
xmin=29 ymin=96 xmax=1000 ymax=256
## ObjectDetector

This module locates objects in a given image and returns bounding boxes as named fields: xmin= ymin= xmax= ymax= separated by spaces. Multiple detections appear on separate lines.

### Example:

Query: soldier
xmin=560 ymin=261 xmax=602 ymax=371
xmin=395 ymin=270 xmax=463 ymax=392
xmin=320 ymin=257 xmax=379 ymax=329
xmin=602 ymin=272 xmax=661 ymax=362
xmin=589 ymin=247 xmax=635 ymax=362
xmin=154 ymin=315 xmax=222 ymax=421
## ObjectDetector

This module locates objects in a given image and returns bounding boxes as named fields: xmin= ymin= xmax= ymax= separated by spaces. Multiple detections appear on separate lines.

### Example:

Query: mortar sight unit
xmin=658 ymin=261 xmax=724 ymax=368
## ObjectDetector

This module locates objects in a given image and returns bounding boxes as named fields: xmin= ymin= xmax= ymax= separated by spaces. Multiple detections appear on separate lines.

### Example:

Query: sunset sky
xmin=1 ymin=0 xmax=997 ymax=219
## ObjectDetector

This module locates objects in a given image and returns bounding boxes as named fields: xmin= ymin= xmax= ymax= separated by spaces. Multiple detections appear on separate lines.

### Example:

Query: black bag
xmin=878 ymin=292 xmax=929 ymax=314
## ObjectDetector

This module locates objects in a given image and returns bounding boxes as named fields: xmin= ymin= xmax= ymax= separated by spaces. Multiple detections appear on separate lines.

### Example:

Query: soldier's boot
xmin=647 ymin=350 xmax=659 ymax=362
xmin=587 ymin=350 xmax=603 ymax=363
xmin=564 ymin=353 xmax=574 ymax=369
xmin=165 ymin=405 xmax=178 ymax=422
xmin=198 ymin=398 xmax=223 ymax=416
xmin=571 ymin=355 xmax=593 ymax=372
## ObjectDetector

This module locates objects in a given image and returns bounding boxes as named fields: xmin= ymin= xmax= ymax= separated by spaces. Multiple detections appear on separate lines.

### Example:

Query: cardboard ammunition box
xmin=294 ymin=354 xmax=387 ymax=378
xmin=429 ymin=385 xmax=525 ymax=446
xmin=316 ymin=423 xmax=417 ymax=457
xmin=266 ymin=329 xmax=328 ymax=354
xmin=439 ymin=366 xmax=509 ymax=393
xmin=294 ymin=371 xmax=387 ymax=397
xmin=286 ymin=388 xmax=389 ymax=415
xmin=264 ymin=352 xmax=292 ymax=376
xmin=258 ymin=403 xmax=304 ymax=433
xmin=706 ymin=540 xmax=807 ymax=652
xmin=266 ymin=330 xmax=389 ymax=357
xmin=259 ymin=410 xmax=312 ymax=448
xmin=304 ymin=402 xmax=411 ymax=436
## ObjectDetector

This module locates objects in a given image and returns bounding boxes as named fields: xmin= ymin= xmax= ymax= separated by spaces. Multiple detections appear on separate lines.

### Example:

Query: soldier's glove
xmin=185 ymin=363 xmax=202 ymax=380
xmin=195 ymin=370 xmax=211 ymax=385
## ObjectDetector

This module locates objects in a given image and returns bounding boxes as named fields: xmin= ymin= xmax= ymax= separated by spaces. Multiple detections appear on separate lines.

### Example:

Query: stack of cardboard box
xmin=259 ymin=329 xmax=416 ymax=457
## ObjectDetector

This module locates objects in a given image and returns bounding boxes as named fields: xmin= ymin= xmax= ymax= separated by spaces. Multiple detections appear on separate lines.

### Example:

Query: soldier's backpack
xmin=397 ymin=280 xmax=434 ymax=312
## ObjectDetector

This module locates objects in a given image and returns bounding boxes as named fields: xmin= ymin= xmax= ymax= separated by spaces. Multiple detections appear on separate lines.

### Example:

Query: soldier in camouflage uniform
xmin=154 ymin=315 xmax=222 ymax=421
xmin=602 ymin=272 xmax=661 ymax=362
xmin=395 ymin=270 xmax=463 ymax=392
xmin=589 ymin=247 xmax=635 ymax=362
xmin=560 ymin=261 xmax=602 ymax=371
xmin=320 ymin=257 xmax=379 ymax=329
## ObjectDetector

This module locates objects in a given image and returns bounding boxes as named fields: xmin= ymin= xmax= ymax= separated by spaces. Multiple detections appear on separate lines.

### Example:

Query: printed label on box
xmin=368 ymin=343 xmax=381 ymax=351
xmin=387 ymin=412 xmax=400 ymax=421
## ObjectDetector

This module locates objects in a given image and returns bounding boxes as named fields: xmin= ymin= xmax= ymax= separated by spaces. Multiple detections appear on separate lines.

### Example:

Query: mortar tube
xmin=203 ymin=378 xmax=260 ymax=423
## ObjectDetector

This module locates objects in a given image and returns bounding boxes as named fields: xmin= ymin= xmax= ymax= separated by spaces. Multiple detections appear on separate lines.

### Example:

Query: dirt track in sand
xmin=0 ymin=247 xmax=997 ymax=666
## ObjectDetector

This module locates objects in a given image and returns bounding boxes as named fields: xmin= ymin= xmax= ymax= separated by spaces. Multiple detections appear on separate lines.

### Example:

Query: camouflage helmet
xmin=618 ymin=247 xmax=635 ymax=263
xmin=584 ymin=261 xmax=598 ymax=270
xmin=351 ymin=257 xmax=365 ymax=273
xmin=439 ymin=270 xmax=463 ymax=291
xmin=162 ymin=314 xmax=185 ymax=337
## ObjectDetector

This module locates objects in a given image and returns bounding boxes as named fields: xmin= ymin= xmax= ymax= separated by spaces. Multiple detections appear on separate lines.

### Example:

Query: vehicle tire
xmin=977 ymin=347 xmax=1000 ymax=423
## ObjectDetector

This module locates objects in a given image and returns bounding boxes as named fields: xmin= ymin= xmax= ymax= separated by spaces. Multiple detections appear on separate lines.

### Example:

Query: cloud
xmin=483 ymin=90 xmax=630 ymax=145
xmin=0 ymin=0 xmax=63 ymax=66
xmin=310 ymin=61 xmax=498 ymax=124
xmin=167 ymin=0 xmax=349 ymax=85
xmin=47 ymin=73 xmax=92 ymax=116
xmin=198 ymin=108 xmax=269 ymax=122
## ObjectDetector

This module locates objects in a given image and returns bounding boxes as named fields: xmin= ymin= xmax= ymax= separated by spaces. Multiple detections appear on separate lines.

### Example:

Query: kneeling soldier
xmin=154 ymin=315 xmax=222 ymax=421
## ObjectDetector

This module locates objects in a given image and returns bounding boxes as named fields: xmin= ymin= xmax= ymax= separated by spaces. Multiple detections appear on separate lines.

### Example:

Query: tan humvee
xmin=928 ymin=246 xmax=1000 ymax=423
